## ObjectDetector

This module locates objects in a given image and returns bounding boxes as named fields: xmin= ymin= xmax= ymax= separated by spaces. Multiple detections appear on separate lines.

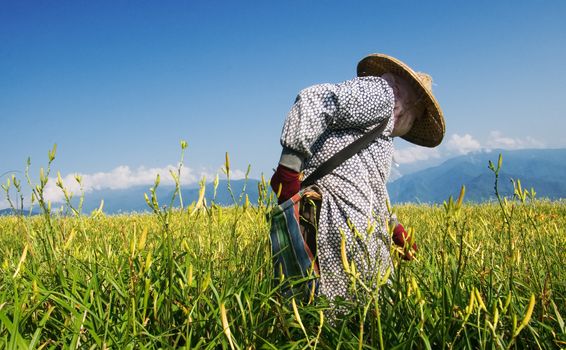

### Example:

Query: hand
xmin=270 ymin=164 xmax=301 ymax=204
xmin=392 ymin=223 xmax=418 ymax=261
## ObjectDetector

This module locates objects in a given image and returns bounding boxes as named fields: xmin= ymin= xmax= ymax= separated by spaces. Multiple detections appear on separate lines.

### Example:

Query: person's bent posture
xmin=271 ymin=54 xmax=445 ymax=304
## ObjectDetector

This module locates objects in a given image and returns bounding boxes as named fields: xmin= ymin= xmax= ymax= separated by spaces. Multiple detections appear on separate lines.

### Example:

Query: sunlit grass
xmin=0 ymin=148 xmax=564 ymax=349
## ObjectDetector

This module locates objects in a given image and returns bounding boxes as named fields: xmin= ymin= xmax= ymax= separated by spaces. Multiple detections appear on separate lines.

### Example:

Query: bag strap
xmin=301 ymin=118 xmax=390 ymax=187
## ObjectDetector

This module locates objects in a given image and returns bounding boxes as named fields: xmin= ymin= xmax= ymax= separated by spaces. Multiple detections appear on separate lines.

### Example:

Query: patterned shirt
xmin=279 ymin=76 xmax=395 ymax=302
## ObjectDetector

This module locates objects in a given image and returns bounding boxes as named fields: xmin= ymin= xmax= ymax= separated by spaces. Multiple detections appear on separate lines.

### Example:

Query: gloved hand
xmin=270 ymin=164 xmax=301 ymax=204
xmin=392 ymin=223 xmax=418 ymax=261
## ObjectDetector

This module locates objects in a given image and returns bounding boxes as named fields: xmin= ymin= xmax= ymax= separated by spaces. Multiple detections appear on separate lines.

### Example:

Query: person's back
xmin=270 ymin=53 xmax=445 ymax=305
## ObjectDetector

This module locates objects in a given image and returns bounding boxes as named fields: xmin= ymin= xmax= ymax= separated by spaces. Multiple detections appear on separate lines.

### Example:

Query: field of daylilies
xmin=0 ymin=149 xmax=564 ymax=349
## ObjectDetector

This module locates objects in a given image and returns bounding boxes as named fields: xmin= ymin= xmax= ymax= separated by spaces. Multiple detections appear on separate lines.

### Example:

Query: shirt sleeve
xmin=279 ymin=83 xmax=339 ymax=157
xmin=279 ymin=76 xmax=394 ymax=163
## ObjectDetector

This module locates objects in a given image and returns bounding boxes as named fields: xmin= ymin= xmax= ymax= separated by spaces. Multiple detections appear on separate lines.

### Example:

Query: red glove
xmin=392 ymin=223 xmax=418 ymax=261
xmin=270 ymin=165 xmax=301 ymax=204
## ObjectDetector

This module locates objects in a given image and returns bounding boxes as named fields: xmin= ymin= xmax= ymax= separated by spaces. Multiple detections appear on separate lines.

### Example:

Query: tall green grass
xmin=0 ymin=148 xmax=564 ymax=349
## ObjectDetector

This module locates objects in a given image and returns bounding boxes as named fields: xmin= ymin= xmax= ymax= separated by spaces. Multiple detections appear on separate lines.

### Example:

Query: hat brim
xmin=357 ymin=54 xmax=445 ymax=147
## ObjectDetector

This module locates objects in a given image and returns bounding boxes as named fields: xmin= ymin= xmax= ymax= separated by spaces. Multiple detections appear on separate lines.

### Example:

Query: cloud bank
xmin=1 ymin=130 xmax=546 ymax=208
xmin=446 ymin=134 xmax=482 ymax=154
xmin=395 ymin=131 xmax=544 ymax=165
xmin=393 ymin=146 xmax=441 ymax=164
xmin=43 ymin=164 xmax=246 ymax=204
xmin=485 ymin=131 xmax=545 ymax=150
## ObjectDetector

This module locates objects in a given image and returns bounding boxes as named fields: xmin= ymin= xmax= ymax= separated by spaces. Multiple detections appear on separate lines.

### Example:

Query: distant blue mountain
xmin=387 ymin=148 xmax=566 ymax=203
xmin=1 ymin=179 xmax=263 ymax=216
xmin=60 ymin=179 xmax=261 ymax=214
xmin=2 ymin=149 xmax=563 ymax=215
xmin=0 ymin=208 xmax=41 ymax=216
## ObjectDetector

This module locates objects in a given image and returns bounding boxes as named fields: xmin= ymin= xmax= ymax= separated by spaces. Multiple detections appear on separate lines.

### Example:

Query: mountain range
xmin=1 ymin=148 xmax=564 ymax=215
xmin=388 ymin=148 xmax=566 ymax=203
xmin=56 ymin=179 xmax=262 ymax=215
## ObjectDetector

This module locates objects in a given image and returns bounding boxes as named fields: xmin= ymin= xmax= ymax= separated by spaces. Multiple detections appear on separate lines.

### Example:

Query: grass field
xmin=0 ymin=152 xmax=565 ymax=349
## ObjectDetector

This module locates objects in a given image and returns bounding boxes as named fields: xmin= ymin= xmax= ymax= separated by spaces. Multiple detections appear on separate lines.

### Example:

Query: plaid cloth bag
xmin=268 ymin=118 xmax=389 ymax=300
xmin=269 ymin=185 xmax=322 ymax=299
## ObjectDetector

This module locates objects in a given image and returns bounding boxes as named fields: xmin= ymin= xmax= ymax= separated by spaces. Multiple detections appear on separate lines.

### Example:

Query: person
xmin=270 ymin=53 xmax=445 ymax=304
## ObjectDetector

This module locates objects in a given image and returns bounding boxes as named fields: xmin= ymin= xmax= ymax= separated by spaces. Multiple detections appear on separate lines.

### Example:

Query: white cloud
xmin=393 ymin=146 xmax=441 ymax=164
xmin=227 ymin=168 xmax=248 ymax=179
xmin=446 ymin=134 xmax=481 ymax=155
xmin=443 ymin=131 xmax=543 ymax=156
xmin=43 ymin=164 xmax=246 ymax=204
xmin=485 ymin=131 xmax=544 ymax=150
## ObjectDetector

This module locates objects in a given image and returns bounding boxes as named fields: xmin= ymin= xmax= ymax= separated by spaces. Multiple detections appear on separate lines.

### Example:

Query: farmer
xmin=270 ymin=54 xmax=445 ymax=303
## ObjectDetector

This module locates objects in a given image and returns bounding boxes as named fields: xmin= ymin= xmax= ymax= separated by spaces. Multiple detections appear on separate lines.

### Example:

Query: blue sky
xmin=1 ymin=1 xmax=565 ymax=206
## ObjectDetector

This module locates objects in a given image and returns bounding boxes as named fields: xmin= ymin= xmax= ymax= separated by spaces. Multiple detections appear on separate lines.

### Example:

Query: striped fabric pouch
xmin=268 ymin=185 xmax=322 ymax=301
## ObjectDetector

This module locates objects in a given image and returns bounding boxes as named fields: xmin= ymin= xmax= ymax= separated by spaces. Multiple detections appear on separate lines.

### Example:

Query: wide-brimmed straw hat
xmin=357 ymin=53 xmax=445 ymax=147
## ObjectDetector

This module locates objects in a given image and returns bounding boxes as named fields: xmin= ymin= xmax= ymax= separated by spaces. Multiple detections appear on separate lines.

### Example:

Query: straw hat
xmin=357 ymin=53 xmax=445 ymax=147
